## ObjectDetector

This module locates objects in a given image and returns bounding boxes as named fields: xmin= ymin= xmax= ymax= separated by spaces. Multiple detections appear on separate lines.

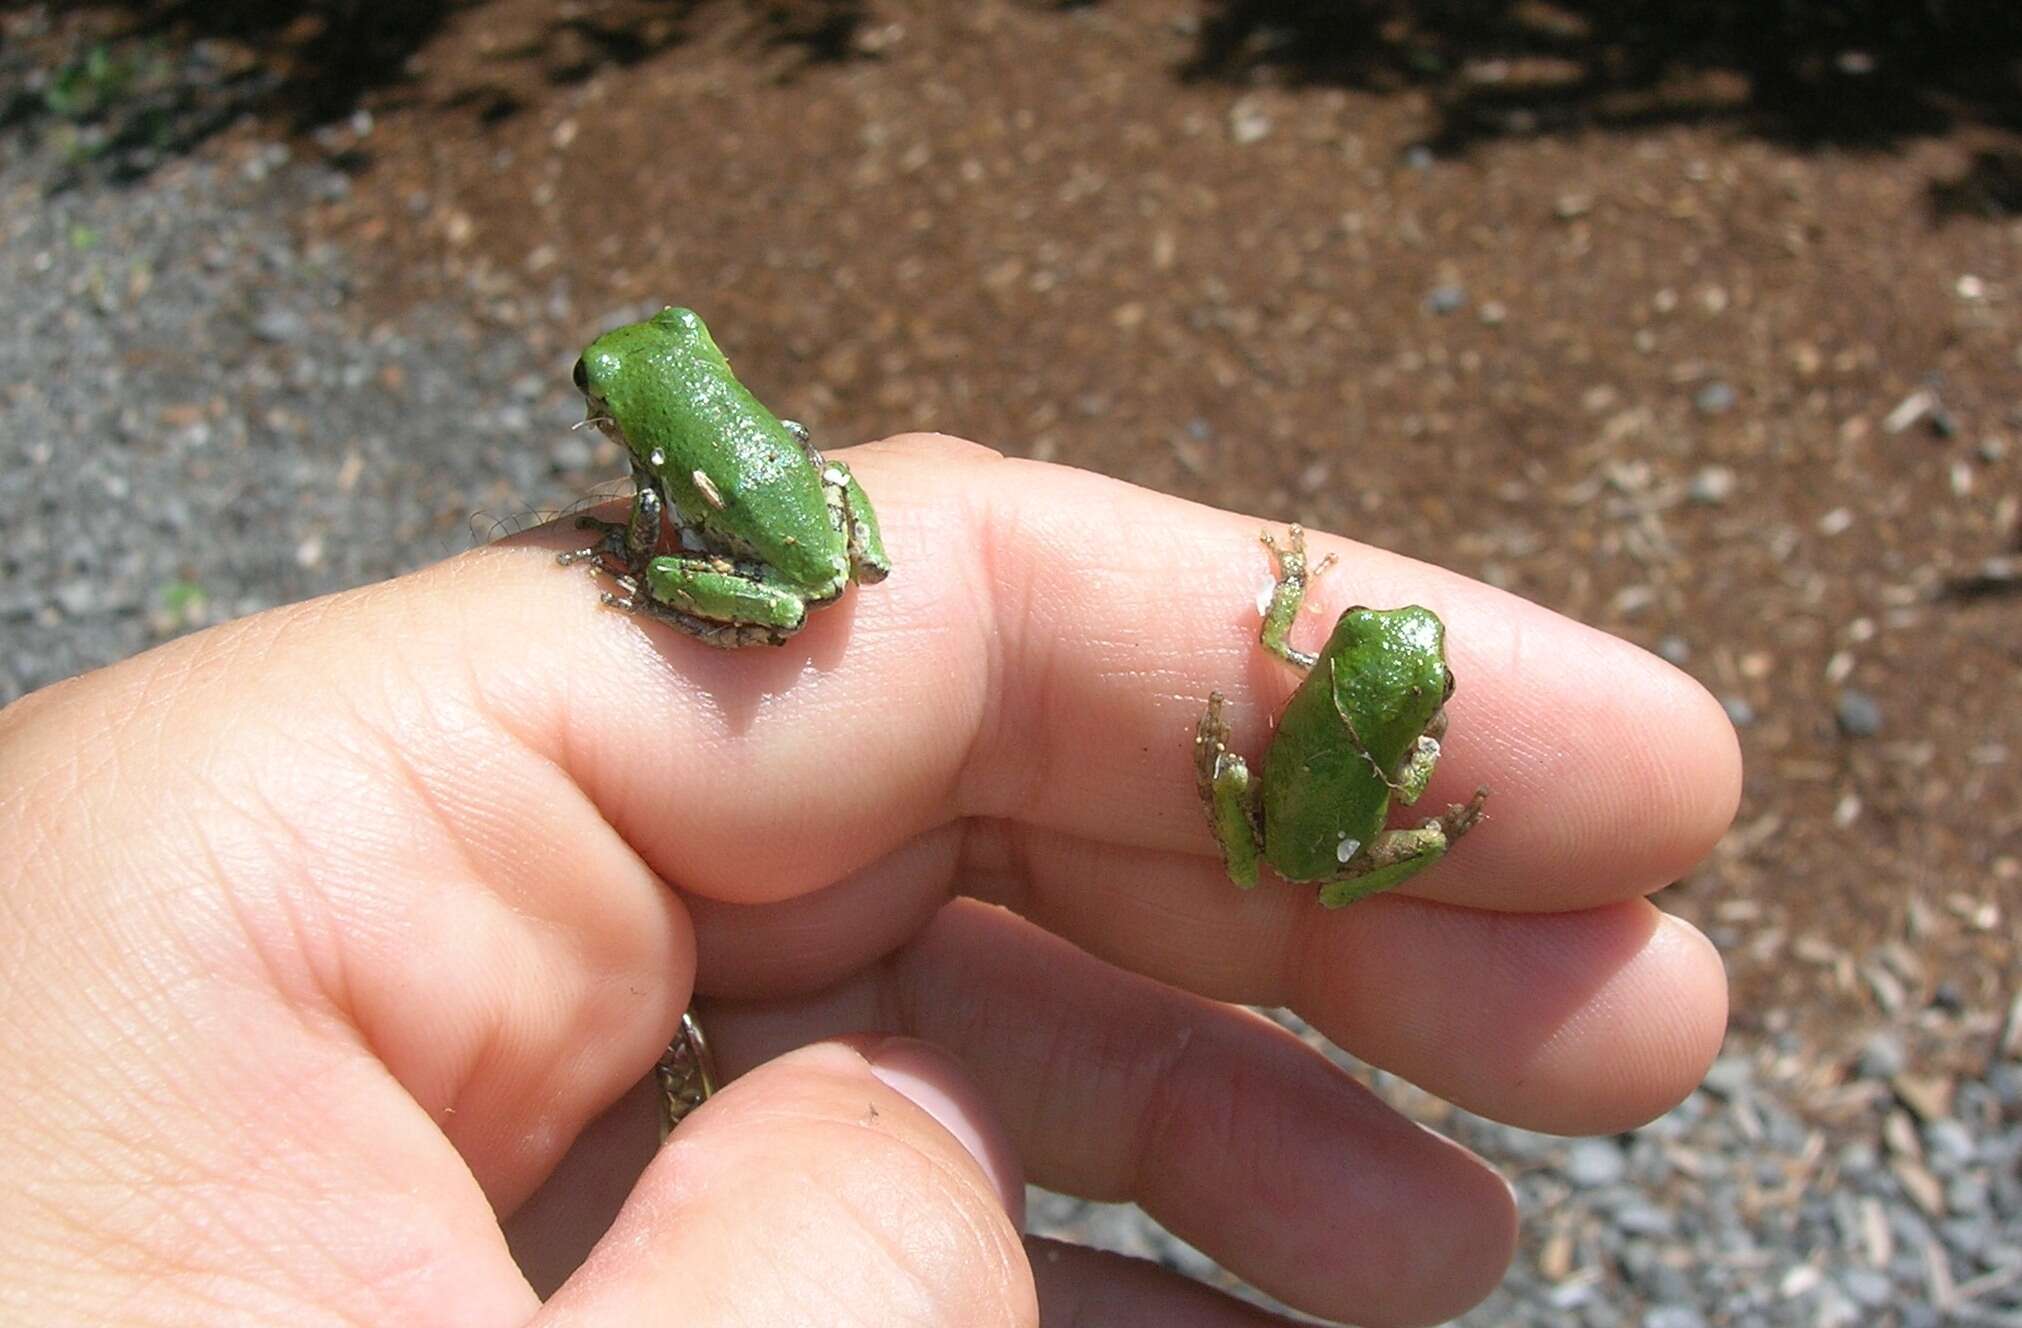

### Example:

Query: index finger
xmin=520 ymin=433 xmax=1738 ymax=915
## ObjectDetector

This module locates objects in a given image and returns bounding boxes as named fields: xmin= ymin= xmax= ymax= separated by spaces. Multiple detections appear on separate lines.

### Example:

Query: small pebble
xmin=1693 ymin=380 xmax=1737 ymax=415
xmin=1643 ymin=1306 xmax=1708 ymax=1328
xmin=1857 ymin=1031 xmax=1906 ymax=1079
xmin=1836 ymin=689 xmax=1884 ymax=738
xmin=1227 ymin=100 xmax=1271 ymax=145
xmin=1701 ymin=1055 xmax=1753 ymax=1097
xmin=1657 ymin=634 xmax=1691 ymax=665
xmin=1720 ymin=696 xmax=1755 ymax=728
xmin=1946 ymin=1171 xmax=1990 ymax=1216
xmin=1565 ymin=1137 xmax=1628 ymax=1187
xmin=1688 ymin=465 xmax=1737 ymax=504
xmin=1614 ymin=1203 xmax=1677 ymax=1236
xmin=251 ymin=304 xmax=309 ymax=344
xmin=1426 ymin=284 xmax=1467 ymax=315
xmin=1839 ymin=1268 xmax=1896 ymax=1309
xmin=53 ymin=580 xmax=99 ymax=617
xmin=1924 ymin=1118 xmax=1977 ymax=1167
xmin=1401 ymin=144 xmax=1435 ymax=171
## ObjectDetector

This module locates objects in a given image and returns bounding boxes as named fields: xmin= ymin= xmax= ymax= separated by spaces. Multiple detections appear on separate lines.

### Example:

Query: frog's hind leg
xmin=1314 ymin=789 xmax=1488 ymax=908
xmin=782 ymin=420 xmax=891 ymax=585
xmin=819 ymin=457 xmax=891 ymax=586
xmin=1257 ymin=524 xmax=1338 ymax=670
xmin=597 ymin=553 xmax=811 ymax=648
xmin=1194 ymin=692 xmax=1264 ymax=888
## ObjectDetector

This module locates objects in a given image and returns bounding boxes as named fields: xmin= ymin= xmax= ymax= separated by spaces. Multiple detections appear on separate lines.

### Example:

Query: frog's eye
xmin=1442 ymin=668 xmax=1457 ymax=702
xmin=572 ymin=357 xmax=590 ymax=395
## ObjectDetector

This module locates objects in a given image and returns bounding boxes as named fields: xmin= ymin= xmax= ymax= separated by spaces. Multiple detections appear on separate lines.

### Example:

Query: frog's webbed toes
xmin=1195 ymin=693 xmax=1264 ymax=888
xmin=1437 ymin=788 xmax=1489 ymax=840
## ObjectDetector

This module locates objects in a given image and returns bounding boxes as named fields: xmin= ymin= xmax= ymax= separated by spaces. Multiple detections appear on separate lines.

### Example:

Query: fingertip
xmin=1514 ymin=904 xmax=1731 ymax=1135
xmin=863 ymin=1036 xmax=1027 ymax=1227
xmin=548 ymin=1038 xmax=1035 ymax=1326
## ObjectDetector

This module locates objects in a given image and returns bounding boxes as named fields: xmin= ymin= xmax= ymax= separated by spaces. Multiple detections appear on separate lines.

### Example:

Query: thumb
xmin=533 ymin=1038 xmax=1034 ymax=1327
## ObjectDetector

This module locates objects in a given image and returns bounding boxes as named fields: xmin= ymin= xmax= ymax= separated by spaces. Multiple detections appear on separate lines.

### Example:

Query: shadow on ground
xmin=0 ymin=0 xmax=868 ymax=184
xmin=8 ymin=0 xmax=2021 ymax=205
xmin=1177 ymin=0 xmax=2022 ymax=162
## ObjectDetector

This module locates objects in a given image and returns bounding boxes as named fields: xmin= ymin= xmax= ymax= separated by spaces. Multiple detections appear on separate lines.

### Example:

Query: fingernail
xmin=866 ymin=1038 xmax=1026 ymax=1228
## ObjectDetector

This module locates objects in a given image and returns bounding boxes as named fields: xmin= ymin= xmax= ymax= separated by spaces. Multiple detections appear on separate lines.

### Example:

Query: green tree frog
xmin=560 ymin=307 xmax=889 ymax=647
xmin=1194 ymin=526 xmax=1488 ymax=907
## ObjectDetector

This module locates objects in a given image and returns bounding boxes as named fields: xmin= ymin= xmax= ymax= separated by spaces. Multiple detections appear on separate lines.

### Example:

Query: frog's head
xmin=572 ymin=307 xmax=728 ymax=459
xmin=1331 ymin=605 xmax=1455 ymax=745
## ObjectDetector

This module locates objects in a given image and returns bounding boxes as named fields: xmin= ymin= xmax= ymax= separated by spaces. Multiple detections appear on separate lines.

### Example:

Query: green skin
xmin=1195 ymin=527 xmax=1488 ymax=907
xmin=560 ymin=307 xmax=890 ymax=647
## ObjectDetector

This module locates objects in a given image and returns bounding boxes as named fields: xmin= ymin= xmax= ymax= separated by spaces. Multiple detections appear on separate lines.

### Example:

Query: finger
xmin=714 ymin=901 xmax=1519 ymax=1327
xmin=685 ymin=827 xmax=1726 ymax=1132
xmin=532 ymin=1039 xmax=1033 ymax=1328
xmin=967 ymin=828 xmax=1730 ymax=1128
xmin=507 ymin=435 xmax=1740 ymax=914
xmin=1028 ymin=1239 xmax=1313 ymax=1328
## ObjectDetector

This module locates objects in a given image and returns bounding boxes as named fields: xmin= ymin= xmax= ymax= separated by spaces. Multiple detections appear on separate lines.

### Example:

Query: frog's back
xmin=600 ymin=309 xmax=845 ymax=591
xmin=1259 ymin=607 xmax=1448 ymax=881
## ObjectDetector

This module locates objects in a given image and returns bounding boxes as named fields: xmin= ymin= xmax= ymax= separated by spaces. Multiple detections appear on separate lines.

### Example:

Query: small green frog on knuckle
xmin=558 ymin=306 xmax=889 ymax=648
xmin=1194 ymin=525 xmax=1488 ymax=908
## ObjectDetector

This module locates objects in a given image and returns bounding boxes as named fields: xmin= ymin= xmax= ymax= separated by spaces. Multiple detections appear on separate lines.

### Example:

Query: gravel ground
xmin=0 ymin=141 xmax=597 ymax=704
xmin=4 ymin=6 xmax=2020 ymax=1325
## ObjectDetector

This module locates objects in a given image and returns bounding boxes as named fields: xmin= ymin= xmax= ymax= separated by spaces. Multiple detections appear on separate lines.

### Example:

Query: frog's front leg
xmin=607 ymin=551 xmax=811 ymax=648
xmin=1388 ymin=707 xmax=1448 ymax=805
xmin=1257 ymin=524 xmax=1337 ymax=670
xmin=559 ymin=464 xmax=666 ymax=573
xmin=1315 ymin=790 xmax=1488 ymax=908
xmin=1194 ymin=692 xmax=1264 ymax=887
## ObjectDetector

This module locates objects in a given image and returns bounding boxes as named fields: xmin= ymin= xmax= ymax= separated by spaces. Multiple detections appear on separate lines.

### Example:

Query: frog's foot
xmin=815 ymin=458 xmax=891 ymax=586
xmin=1194 ymin=692 xmax=1263 ymax=888
xmin=560 ymin=471 xmax=670 ymax=573
xmin=557 ymin=514 xmax=631 ymax=569
xmin=1258 ymin=524 xmax=1338 ymax=671
xmin=1314 ymin=787 xmax=1488 ymax=908
xmin=1438 ymin=787 xmax=1490 ymax=840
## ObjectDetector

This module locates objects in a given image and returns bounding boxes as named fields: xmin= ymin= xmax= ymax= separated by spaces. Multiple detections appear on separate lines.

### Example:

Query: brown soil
xmin=34 ymin=1 xmax=2022 ymax=1049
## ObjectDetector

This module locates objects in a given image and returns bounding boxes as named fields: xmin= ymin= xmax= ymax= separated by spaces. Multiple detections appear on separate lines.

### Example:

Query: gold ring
xmin=656 ymin=1009 xmax=720 ymax=1138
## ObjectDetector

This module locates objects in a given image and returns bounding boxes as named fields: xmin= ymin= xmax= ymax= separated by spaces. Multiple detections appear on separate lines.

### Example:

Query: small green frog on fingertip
xmin=1194 ymin=526 xmax=1487 ymax=908
xmin=560 ymin=307 xmax=888 ymax=648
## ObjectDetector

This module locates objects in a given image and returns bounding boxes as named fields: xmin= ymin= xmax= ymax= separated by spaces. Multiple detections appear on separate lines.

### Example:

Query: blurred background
xmin=2 ymin=1 xmax=2018 ymax=1322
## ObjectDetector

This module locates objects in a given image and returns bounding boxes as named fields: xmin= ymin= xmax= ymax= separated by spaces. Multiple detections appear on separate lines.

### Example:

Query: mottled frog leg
xmin=824 ymin=459 xmax=891 ymax=585
xmin=786 ymin=419 xmax=891 ymax=587
xmin=1257 ymin=524 xmax=1337 ymax=671
xmin=1314 ymin=790 xmax=1488 ymax=909
xmin=560 ymin=462 xmax=665 ymax=571
xmin=1389 ymin=708 xmax=1448 ymax=806
xmin=599 ymin=552 xmax=811 ymax=648
xmin=1194 ymin=692 xmax=1264 ymax=888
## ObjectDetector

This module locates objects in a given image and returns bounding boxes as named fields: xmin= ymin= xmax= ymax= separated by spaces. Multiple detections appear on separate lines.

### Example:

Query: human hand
xmin=0 ymin=437 xmax=1736 ymax=1326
